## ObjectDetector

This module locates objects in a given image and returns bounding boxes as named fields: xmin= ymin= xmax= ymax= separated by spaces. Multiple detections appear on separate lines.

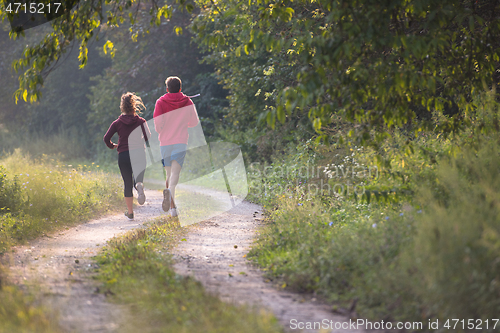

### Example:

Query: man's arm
xmin=153 ymin=100 xmax=164 ymax=133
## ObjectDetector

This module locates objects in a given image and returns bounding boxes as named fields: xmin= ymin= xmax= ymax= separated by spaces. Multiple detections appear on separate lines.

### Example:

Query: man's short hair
xmin=166 ymin=76 xmax=182 ymax=93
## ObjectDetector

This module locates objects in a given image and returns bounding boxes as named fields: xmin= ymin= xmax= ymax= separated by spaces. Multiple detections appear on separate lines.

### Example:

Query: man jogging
xmin=153 ymin=76 xmax=199 ymax=216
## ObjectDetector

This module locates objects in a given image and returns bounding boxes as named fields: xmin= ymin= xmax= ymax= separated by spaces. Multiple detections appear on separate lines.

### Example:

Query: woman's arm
xmin=103 ymin=121 xmax=118 ymax=149
xmin=143 ymin=121 xmax=152 ymax=142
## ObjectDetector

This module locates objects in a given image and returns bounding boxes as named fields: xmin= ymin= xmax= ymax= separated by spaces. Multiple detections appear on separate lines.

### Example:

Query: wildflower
xmin=298 ymin=203 xmax=303 ymax=206
xmin=385 ymin=216 xmax=389 ymax=220
xmin=329 ymin=221 xmax=333 ymax=226
xmin=30 ymin=204 xmax=32 ymax=207
xmin=372 ymin=223 xmax=377 ymax=228
xmin=417 ymin=210 xmax=422 ymax=213
xmin=399 ymin=213 xmax=404 ymax=216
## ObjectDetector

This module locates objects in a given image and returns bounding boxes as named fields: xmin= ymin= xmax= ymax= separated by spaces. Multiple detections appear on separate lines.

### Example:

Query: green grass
xmin=0 ymin=150 xmax=123 ymax=254
xmin=94 ymin=216 xmax=283 ymax=333
xmin=248 ymin=197 xmax=419 ymax=319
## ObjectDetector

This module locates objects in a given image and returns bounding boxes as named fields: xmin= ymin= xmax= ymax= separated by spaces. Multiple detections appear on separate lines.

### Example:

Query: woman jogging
xmin=103 ymin=92 xmax=151 ymax=220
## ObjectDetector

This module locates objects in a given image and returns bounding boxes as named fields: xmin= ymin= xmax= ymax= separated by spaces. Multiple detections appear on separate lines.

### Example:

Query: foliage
xmin=247 ymin=98 xmax=500 ymax=326
xmin=0 ymin=165 xmax=22 ymax=214
xmin=0 ymin=0 xmax=183 ymax=103
xmin=248 ymin=198 xmax=420 ymax=321
xmin=193 ymin=0 xmax=500 ymax=144
xmin=412 ymin=142 xmax=500 ymax=321
xmin=95 ymin=216 xmax=283 ymax=333
xmin=20 ymin=37 xmax=111 ymax=146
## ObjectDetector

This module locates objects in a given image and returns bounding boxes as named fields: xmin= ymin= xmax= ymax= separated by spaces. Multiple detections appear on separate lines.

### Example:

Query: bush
xmin=0 ymin=166 xmax=23 ymax=214
xmin=410 ymin=142 xmax=500 ymax=321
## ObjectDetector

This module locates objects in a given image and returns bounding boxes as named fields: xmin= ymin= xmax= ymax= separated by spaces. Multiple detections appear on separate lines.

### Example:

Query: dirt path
xmin=5 ymin=184 xmax=362 ymax=333
xmin=172 ymin=199 xmax=363 ymax=333
xmin=5 ymin=189 xmax=164 ymax=333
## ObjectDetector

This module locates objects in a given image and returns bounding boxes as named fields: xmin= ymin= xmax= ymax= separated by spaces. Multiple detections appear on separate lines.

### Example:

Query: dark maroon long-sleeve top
xmin=103 ymin=114 xmax=151 ymax=153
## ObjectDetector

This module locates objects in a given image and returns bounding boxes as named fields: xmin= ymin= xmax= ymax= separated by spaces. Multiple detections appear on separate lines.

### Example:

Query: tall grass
xmin=411 ymin=142 xmax=500 ymax=321
xmin=0 ymin=284 xmax=62 ymax=333
xmin=0 ymin=149 xmax=122 ymax=253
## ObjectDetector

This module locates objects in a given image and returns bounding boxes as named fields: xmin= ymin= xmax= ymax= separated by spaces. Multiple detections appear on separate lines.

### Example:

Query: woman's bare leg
xmin=125 ymin=197 xmax=133 ymax=215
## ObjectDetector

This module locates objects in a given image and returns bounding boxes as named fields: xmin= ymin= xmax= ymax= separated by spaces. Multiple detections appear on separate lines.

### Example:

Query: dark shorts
xmin=161 ymin=144 xmax=187 ymax=167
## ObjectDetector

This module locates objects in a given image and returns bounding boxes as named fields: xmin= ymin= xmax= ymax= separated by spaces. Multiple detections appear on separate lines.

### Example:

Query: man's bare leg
xmin=168 ymin=160 xmax=182 ymax=208
xmin=162 ymin=165 xmax=173 ymax=212
xmin=164 ymin=166 xmax=175 ymax=207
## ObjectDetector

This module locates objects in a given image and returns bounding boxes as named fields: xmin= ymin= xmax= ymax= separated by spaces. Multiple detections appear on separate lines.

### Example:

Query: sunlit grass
xmin=0 ymin=150 xmax=122 ymax=254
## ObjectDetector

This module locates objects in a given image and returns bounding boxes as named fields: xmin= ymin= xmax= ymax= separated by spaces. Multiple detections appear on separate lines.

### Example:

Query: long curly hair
xmin=120 ymin=92 xmax=145 ymax=115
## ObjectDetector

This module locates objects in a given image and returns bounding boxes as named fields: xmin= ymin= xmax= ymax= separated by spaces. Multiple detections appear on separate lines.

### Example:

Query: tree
xmin=193 ymin=0 xmax=500 ymax=144
xmin=0 ymin=0 xmax=184 ymax=103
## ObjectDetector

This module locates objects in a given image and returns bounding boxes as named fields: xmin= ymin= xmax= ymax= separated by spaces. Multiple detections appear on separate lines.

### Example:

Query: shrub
xmin=410 ymin=142 xmax=500 ymax=321
xmin=0 ymin=166 xmax=23 ymax=214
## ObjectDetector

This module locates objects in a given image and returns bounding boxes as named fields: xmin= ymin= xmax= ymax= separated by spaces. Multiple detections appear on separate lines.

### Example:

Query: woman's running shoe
xmin=136 ymin=183 xmax=146 ymax=205
xmin=124 ymin=212 xmax=134 ymax=220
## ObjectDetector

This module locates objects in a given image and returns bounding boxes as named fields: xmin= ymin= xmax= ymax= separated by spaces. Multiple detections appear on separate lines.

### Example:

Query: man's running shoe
xmin=125 ymin=212 xmax=134 ymax=220
xmin=136 ymin=183 xmax=146 ymax=205
xmin=162 ymin=189 xmax=171 ymax=212
xmin=170 ymin=207 xmax=178 ymax=217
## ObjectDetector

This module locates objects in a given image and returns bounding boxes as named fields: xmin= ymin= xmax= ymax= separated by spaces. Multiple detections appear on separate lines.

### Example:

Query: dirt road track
xmin=5 ymin=186 xmax=363 ymax=333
